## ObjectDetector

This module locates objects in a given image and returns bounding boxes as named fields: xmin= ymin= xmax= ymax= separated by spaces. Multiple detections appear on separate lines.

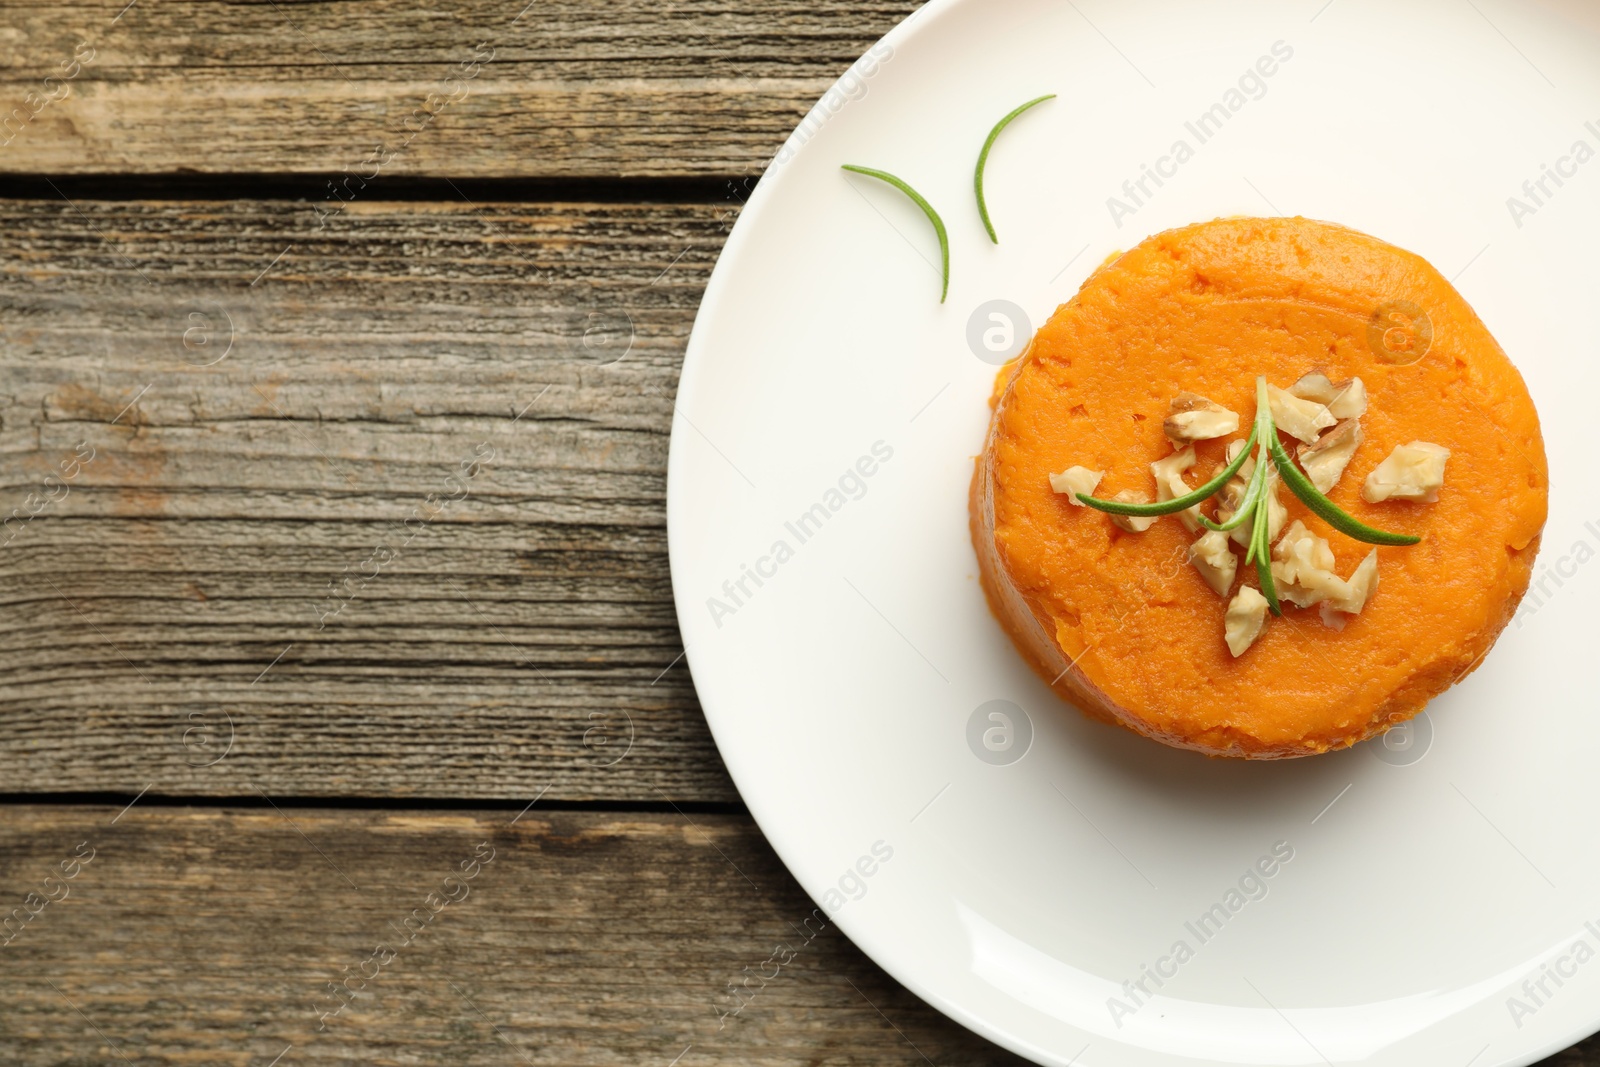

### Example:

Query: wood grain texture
xmin=6 ymin=7 xmax=1595 ymax=1060
xmin=0 ymin=805 xmax=1031 ymax=1065
xmin=0 ymin=0 xmax=919 ymax=177
xmin=0 ymin=198 xmax=733 ymax=800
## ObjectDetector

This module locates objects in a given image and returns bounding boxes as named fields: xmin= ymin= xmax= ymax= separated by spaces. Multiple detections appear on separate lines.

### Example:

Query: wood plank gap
xmin=0 ymin=791 xmax=751 ymax=816
xmin=0 ymin=174 xmax=745 ymax=204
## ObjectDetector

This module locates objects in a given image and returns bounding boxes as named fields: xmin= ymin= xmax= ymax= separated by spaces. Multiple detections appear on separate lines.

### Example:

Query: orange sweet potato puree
xmin=971 ymin=217 xmax=1547 ymax=758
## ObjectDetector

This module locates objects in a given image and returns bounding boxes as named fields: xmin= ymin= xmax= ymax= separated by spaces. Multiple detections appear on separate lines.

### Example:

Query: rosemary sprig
xmin=840 ymin=165 xmax=950 ymax=303
xmin=1076 ymin=375 xmax=1422 ymax=616
xmin=974 ymin=94 xmax=1056 ymax=244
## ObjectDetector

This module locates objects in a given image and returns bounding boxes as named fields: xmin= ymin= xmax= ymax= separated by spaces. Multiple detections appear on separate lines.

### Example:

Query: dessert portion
xmin=970 ymin=217 xmax=1547 ymax=759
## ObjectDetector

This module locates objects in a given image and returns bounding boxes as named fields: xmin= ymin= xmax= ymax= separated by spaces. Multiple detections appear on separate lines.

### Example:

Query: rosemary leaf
xmin=841 ymin=165 xmax=951 ymax=303
xmin=1267 ymin=433 xmax=1421 ymax=546
xmin=974 ymin=94 xmax=1056 ymax=244
xmin=1253 ymin=498 xmax=1283 ymax=616
xmin=1079 ymin=420 xmax=1258 ymax=517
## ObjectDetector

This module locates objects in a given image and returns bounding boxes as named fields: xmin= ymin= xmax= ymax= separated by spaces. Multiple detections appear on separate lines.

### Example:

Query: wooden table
xmin=0 ymin=3 xmax=1591 ymax=1063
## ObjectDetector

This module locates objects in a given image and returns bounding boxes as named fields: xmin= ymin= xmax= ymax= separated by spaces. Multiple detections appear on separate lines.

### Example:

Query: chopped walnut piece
xmin=1273 ymin=520 xmax=1336 ymax=577
xmin=1049 ymin=466 xmax=1104 ymax=505
xmin=1266 ymin=383 xmax=1337 ymax=444
xmin=1338 ymin=549 xmax=1379 ymax=611
xmin=1188 ymin=530 xmax=1238 ymax=597
xmin=1164 ymin=393 xmax=1240 ymax=446
xmin=1223 ymin=438 xmax=1251 ymax=480
xmin=1225 ymin=586 xmax=1269 ymax=657
xmin=1270 ymin=520 xmax=1351 ymax=608
xmin=1107 ymin=489 xmax=1157 ymax=533
xmin=1297 ymin=418 xmax=1364 ymax=494
xmin=1151 ymin=446 xmax=1202 ymax=532
xmin=1363 ymin=441 xmax=1450 ymax=503
xmin=1218 ymin=439 xmax=1251 ymax=503
xmin=1319 ymin=550 xmax=1379 ymax=629
xmin=1289 ymin=371 xmax=1368 ymax=419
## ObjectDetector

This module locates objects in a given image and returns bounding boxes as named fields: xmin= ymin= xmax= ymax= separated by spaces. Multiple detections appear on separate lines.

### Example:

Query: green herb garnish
xmin=974 ymin=94 xmax=1056 ymax=244
xmin=1248 ymin=464 xmax=1282 ymax=615
xmin=1075 ymin=419 xmax=1259 ymax=517
xmin=840 ymin=165 xmax=950 ymax=303
xmin=1077 ymin=375 xmax=1419 ymax=615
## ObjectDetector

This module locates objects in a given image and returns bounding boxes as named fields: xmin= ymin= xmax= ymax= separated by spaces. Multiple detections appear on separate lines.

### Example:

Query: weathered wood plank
xmin=0 ymin=806 xmax=1031 ymax=1065
xmin=0 ymin=198 xmax=728 ymax=800
xmin=0 ymin=0 xmax=918 ymax=177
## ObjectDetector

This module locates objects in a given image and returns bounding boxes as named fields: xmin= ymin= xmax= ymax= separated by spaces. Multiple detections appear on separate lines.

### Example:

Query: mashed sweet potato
xmin=970 ymin=217 xmax=1547 ymax=758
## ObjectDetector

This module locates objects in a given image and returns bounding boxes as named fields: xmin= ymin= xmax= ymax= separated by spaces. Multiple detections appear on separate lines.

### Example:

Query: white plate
xmin=666 ymin=1 xmax=1600 ymax=1063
